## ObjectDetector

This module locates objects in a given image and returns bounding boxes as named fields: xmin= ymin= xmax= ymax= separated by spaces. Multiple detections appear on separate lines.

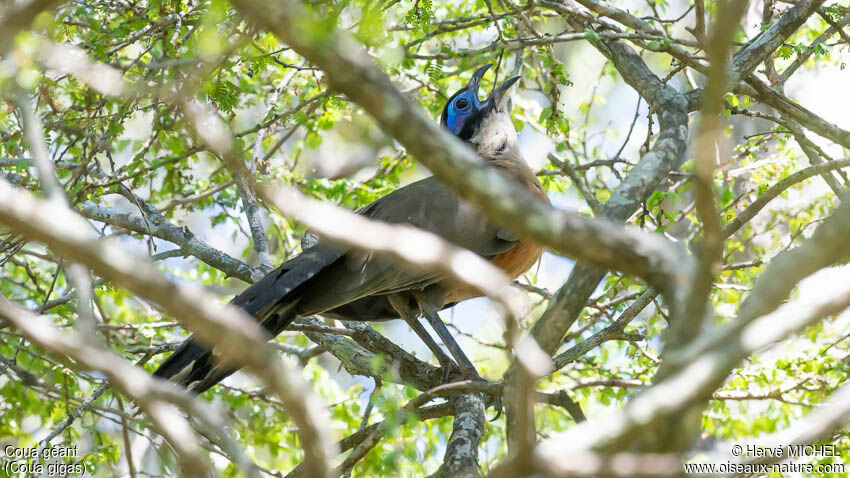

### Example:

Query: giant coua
xmin=153 ymin=64 xmax=549 ymax=392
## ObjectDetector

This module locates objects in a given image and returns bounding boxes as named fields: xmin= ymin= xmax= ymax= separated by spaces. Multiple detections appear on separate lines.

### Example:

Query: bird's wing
xmin=363 ymin=176 xmax=517 ymax=255
xmin=292 ymin=176 xmax=517 ymax=315
xmin=153 ymin=176 xmax=518 ymax=391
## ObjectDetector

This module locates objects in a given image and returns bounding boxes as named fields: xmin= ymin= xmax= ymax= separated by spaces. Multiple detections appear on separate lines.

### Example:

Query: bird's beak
xmin=467 ymin=64 xmax=493 ymax=98
xmin=490 ymin=76 xmax=520 ymax=111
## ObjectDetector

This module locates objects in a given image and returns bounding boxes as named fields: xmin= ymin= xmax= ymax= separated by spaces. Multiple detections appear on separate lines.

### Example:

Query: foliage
xmin=1 ymin=0 xmax=849 ymax=476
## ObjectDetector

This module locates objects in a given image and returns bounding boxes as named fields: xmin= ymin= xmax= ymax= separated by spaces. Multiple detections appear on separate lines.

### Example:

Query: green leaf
xmin=584 ymin=28 xmax=601 ymax=43
xmin=306 ymin=131 xmax=323 ymax=148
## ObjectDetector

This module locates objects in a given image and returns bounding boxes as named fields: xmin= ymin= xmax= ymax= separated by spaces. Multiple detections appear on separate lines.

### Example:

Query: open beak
xmin=466 ymin=64 xmax=492 ymax=98
xmin=490 ymin=76 xmax=520 ymax=110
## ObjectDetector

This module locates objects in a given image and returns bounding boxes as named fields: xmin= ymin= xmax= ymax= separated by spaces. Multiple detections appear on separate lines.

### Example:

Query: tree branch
xmin=0 ymin=177 xmax=337 ymax=478
xmin=77 ymin=201 xmax=263 ymax=283
xmin=431 ymin=393 xmax=486 ymax=478
xmin=722 ymin=158 xmax=850 ymax=237
xmin=726 ymin=0 xmax=826 ymax=89
xmin=498 ymin=283 xmax=850 ymax=474
xmin=501 ymin=4 xmax=690 ymax=452
xmin=231 ymin=0 xmax=691 ymax=298
xmin=0 ymin=0 xmax=65 ymax=51
xmin=550 ymin=288 xmax=655 ymax=372
xmin=0 ymin=297 xmax=233 ymax=478
xmin=670 ymin=0 xmax=748 ymax=353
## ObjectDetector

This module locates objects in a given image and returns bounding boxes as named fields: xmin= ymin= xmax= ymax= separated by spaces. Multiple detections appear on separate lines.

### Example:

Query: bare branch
xmin=0 ymin=297 xmax=220 ymax=478
xmin=727 ymin=0 xmax=826 ymax=88
xmin=501 ymin=2 xmax=690 ymax=452
xmin=431 ymin=393 xmax=486 ymax=478
xmin=526 ymin=283 xmax=850 ymax=462
xmin=550 ymin=288 xmax=656 ymax=372
xmin=747 ymin=383 xmax=850 ymax=465
xmin=723 ymin=158 xmax=850 ymax=237
xmin=230 ymin=168 xmax=273 ymax=272
xmin=300 ymin=317 xmax=442 ymax=391
xmin=689 ymin=0 xmax=706 ymax=43
xmin=672 ymin=0 xmax=749 ymax=352
xmin=77 ymin=201 xmax=263 ymax=283
xmin=0 ymin=177 xmax=337 ymax=478
xmin=778 ymin=11 xmax=850 ymax=84
xmin=788 ymin=127 xmax=847 ymax=195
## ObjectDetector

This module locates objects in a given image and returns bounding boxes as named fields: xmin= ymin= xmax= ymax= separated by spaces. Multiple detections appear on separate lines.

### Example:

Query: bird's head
xmin=440 ymin=64 xmax=520 ymax=157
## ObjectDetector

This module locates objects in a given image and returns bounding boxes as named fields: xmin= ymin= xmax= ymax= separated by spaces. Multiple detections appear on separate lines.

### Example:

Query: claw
xmin=437 ymin=362 xmax=462 ymax=384
xmin=490 ymin=396 xmax=504 ymax=421
xmin=454 ymin=368 xmax=504 ymax=421
xmin=435 ymin=365 xmax=502 ymax=420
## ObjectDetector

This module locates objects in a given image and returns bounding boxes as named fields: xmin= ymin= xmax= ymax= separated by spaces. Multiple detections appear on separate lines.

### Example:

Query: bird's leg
xmin=413 ymin=290 xmax=503 ymax=417
xmin=411 ymin=289 xmax=480 ymax=380
xmin=388 ymin=294 xmax=457 ymax=376
xmin=407 ymin=316 xmax=461 ymax=383
xmin=422 ymin=307 xmax=504 ymax=417
xmin=419 ymin=308 xmax=479 ymax=380
xmin=405 ymin=316 xmax=456 ymax=369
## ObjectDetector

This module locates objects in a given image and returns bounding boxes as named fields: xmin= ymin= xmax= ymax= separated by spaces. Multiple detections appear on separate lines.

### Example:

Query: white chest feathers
xmin=470 ymin=110 xmax=518 ymax=158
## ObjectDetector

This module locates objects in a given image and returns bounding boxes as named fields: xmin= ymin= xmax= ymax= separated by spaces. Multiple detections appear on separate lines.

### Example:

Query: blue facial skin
xmin=445 ymin=90 xmax=484 ymax=135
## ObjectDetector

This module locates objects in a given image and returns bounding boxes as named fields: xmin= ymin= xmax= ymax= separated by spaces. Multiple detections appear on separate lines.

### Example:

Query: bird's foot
xmin=460 ymin=370 xmax=503 ymax=421
xmin=436 ymin=361 xmax=481 ymax=384
xmin=436 ymin=365 xmax=503 ymax=421
xmin=437 ymin=361 xmax=463 ymax=384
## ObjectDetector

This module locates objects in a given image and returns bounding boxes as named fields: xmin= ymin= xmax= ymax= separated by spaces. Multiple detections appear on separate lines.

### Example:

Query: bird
xmin=153 ymin=64 xmax=549 ymax=393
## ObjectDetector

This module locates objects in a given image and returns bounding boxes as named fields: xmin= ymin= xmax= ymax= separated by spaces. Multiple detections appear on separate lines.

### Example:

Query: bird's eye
xmin=455 ymin=98 xmax=470 ymax=109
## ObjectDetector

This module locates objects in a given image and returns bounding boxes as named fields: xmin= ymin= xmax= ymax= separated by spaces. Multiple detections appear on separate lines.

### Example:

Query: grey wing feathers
xmin=363 ymin=177 xmax=518 ymax=256
xmin=231 ymin=245 xmax=345 ymax=318
xmin=153 ymin=176 xmax=519 ymax=393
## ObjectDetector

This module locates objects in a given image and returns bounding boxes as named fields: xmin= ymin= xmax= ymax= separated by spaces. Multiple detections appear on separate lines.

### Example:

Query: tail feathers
xmin=152 ymin=304 xmax=297 ymax=393
xmin=152 ymin=244 xmax=343 ymax=393
xmin=152 ymin=337 xmax=229 ymax=394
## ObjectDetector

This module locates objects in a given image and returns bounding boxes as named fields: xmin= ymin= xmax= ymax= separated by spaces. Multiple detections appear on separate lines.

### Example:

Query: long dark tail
xmin=152 ymin=245 xmax=344 ymax=393
xmin=152 ymin=336 xmax=240 ymax=394
xmin=152 ymin=300 xmax=302 ymax=393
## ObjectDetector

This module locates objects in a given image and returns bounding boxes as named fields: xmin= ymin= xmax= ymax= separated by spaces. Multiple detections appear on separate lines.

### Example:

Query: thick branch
xmin=231 ymin=171 xmax=273 ymax=272
xmin=671 ymin=0 xmax=748 ymax=352
xmin=77 ymin=201 xmax=263 ymax=283
xmin=501 ymin=7 xmax=689 ymax=453
xmin=512 ymin=283 xmax=850 ymax=471
xmin=727 ymin=0 xmax=825 ymax=88
xmin=300 ymin=318 xmax=443 ymax=391
xmin=778 ymin=11 xmax=850 ymax=84
xmin=431 ymin=393 xmax=486 ymax=478
xmin=528 ymin=0 xmax=690 ymax=350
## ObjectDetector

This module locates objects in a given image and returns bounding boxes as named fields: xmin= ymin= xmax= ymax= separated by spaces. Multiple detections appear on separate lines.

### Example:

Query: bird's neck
xmin=488 ymin=149 xmax=549 ymax=203
xmin=466 ymin=110 xmax=549 ymax=203
xmin=469 ymin=110 xmax=518 ymax=158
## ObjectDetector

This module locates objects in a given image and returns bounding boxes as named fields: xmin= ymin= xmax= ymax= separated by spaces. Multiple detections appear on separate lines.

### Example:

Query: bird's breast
xmin=442 ymin=239 xmax=542 ymax=305
xmin=490 ymin=239 xmax=543 ymax=279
